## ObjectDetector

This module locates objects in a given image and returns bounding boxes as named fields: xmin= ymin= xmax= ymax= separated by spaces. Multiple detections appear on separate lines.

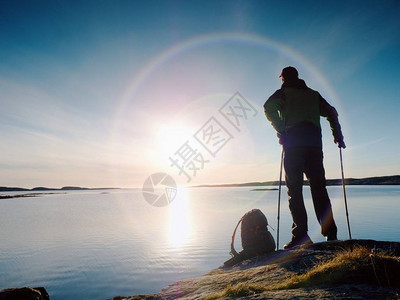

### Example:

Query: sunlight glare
xmin=168 ymin=187 xmax=191 ymax=247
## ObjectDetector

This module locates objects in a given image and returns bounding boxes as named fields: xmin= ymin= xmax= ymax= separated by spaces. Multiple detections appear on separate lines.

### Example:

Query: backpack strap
xmin=230 ymin=216 xmax=244 ymax=258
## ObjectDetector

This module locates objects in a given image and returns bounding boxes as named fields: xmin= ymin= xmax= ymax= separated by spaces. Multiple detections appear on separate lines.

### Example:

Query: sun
xmin=155 ymin=123 xmax=193 ymax=159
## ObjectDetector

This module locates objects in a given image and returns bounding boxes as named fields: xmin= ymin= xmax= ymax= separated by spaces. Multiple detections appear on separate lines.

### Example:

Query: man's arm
xmin=264 ymin=89 xmax=285 ymax=133
xmin=319 ymin=95 xmax=346 ymax=148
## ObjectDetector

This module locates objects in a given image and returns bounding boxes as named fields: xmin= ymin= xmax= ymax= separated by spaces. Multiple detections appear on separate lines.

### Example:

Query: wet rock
xmin=0 ymin=287 xmax=50 ymax=300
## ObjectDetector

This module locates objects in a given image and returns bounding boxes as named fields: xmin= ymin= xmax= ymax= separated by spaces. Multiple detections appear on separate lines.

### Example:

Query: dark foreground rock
xmin=0 ymin=287 xmax=50 ymax=300
xmin=109 ymin=239 xmax=400 ymax=300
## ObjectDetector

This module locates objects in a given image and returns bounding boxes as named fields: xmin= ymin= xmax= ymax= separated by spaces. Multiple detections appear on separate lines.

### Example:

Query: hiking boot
xmin=283 ymin=235 xmax=313 ymax=250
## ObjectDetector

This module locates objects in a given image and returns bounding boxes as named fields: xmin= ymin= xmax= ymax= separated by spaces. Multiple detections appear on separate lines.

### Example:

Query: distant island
xmin=251 ymin=188 xmax=279 ymax=191
xmin=0 ymin=192 xmax=61 ymax=200
xmin=194 ymin=175 xmax=400 ymax=188
xmin=2 ymin=175 xmax=399 ymax=193
xmin=0 ymin=186 xmax=119 ymax=192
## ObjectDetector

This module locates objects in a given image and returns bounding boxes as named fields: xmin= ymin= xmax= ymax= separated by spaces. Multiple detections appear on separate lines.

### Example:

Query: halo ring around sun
xmin=113 ymin=32 xmax=346 ymax=247
xmin=114 ymin=32 xmax=343 ymax=132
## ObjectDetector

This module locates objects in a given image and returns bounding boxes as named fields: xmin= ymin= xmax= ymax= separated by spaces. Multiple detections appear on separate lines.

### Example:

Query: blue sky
xmin=1 ymin=0 xmax=399 ymax=188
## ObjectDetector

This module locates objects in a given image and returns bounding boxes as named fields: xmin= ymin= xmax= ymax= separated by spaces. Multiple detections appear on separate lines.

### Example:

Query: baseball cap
xmin=279 ymin=66 xmax=299 ymax=79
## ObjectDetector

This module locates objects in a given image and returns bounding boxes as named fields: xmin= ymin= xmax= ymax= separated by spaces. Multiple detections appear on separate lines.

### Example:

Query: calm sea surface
xmin=1 ymin=186 xmax=399 ymax=299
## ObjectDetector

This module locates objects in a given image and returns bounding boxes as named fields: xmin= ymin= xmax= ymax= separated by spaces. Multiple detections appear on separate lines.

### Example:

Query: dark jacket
xmin=264 ymin=78 xmax=343 ymax=148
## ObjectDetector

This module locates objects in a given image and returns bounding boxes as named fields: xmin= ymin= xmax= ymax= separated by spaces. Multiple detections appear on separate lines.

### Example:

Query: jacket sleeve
xmin=264 ymin=89 xmax=285 ymax=133
xmin=319 ymin=95 xmax=344 ymax=141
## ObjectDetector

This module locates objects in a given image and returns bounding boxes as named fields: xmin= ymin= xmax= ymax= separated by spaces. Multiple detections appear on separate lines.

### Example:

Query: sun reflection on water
xmin=168 ymin=187 xmax=191 ymax=247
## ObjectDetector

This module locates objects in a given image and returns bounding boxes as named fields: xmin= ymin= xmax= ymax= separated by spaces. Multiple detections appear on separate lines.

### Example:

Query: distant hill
xmin=194 ymin=175 xmax=400 ymax=188
xmin=326 ymin=175 xmax=400 ymax=186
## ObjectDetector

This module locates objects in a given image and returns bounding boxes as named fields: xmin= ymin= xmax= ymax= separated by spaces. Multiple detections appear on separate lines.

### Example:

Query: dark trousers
xmin=284 ymin=147 xmax=337 ymax=239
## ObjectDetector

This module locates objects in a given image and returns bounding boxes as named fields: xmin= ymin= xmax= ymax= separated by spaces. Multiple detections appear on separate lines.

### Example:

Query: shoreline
xmin=1 ymin=175 xmax=399 ymax=192
xmin=193 ymin=175 xmax=400 ymax=188
xmin=108 ymin=239 xmax=400 ymax=300
xmin=192 ymin=175 xmax=400 ymax=187
xmin=0 ymin=186 xmax=120 ymax=192
xmin=0 ymin=192 xmax=64 ymax=200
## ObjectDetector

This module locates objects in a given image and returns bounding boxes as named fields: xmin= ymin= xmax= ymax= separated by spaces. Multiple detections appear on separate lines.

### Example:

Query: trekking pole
xmin=339 ymin=148 xmax=352 ymax=239
xmin=277 ymin=148 xmax=284 ymax=250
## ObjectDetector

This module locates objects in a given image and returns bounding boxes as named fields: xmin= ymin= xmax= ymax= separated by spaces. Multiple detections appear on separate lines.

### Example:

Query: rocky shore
xmin=2 ymin=240 xmax=399 ymax=299
xmin=109 ymin=239 xmax=400 ymax=300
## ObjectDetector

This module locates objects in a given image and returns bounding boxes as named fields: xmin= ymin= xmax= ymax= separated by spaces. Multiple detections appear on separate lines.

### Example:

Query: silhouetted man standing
xmin=264 ymin=66 xmax=346 ymax=249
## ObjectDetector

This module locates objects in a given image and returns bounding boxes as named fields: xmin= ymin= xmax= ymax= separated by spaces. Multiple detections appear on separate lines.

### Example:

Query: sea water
xmin=0 ymin=186 xmax=399 ymax=299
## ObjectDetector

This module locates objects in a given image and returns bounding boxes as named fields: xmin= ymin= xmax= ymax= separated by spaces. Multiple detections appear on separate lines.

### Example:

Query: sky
xmin=1 ymin=0 xmax=399 ymax=188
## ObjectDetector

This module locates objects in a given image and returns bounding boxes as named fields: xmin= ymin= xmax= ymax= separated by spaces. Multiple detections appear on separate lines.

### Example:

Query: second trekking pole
xmin=340 ymin=148 xmax=352 ymax=239
xmin=277 ymin=149 xmax=284 ymax=250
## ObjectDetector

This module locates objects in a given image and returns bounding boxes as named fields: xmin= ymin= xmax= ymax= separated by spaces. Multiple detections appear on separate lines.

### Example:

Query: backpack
xmin=225 ymin=209 xmax=275 ymax=266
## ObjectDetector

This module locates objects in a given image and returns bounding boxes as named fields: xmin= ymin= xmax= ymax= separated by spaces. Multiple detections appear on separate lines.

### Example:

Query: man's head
xmin=279 ymin=66 xmax=298 ymax=82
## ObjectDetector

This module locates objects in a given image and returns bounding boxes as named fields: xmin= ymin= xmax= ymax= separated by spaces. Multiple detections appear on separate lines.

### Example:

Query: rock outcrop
xmin=0 ymin=287 xmax=50 ymax=300
xmin=109 ymin=240 xmax=400 ymax=300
